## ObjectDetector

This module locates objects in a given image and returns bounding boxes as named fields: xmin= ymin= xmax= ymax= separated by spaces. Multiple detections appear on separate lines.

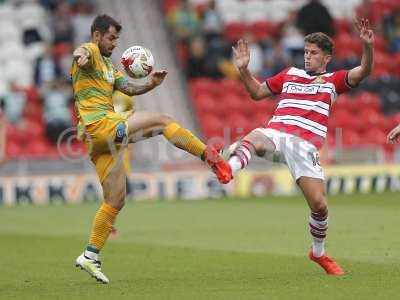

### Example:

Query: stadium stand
xmin=164 ymin=0 xmax=400 ymax=163
xmin=1 ymin=0 xmax=399 ymax=166
xmin=0 ymin=0 xmax=95 ymax=160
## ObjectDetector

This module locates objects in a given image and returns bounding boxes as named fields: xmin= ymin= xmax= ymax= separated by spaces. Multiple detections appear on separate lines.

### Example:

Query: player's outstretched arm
xmin=115 ymin=70 xmax=167 ymax=96
xmin=347 ymin=18 xmax=374 ymax=86
xmin=73 ymin=47 xmax=92 ymax=68
xmin=387 ymin=124 xmax=400 ymax=144
xmin=233 ymin=39 xmax=272 ymax=100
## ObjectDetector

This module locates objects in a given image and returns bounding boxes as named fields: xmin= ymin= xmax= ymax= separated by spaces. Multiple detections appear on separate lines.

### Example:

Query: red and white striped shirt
xmin=265 ymin=67 xmax=353 ymax=149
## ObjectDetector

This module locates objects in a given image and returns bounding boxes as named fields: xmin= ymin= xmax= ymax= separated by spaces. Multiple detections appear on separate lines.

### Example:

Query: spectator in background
xmin=243 ymin=33 xmax=263 ymax=76
xmin=57 ymin=43 xmax=74 ymax=82
xmin=43 ymin=79 xmax=72 ymax=144
xmin=3 ymin=82 xmax=27 ymax=124
xmin=281 ymin=10 xmax=305 ymax=68
xmin=296 ymin=0 xmax=335 ymax=37
xmin=168 ymin=0 xmax=200 ymax=41
xmin=261 ymin=38 xmax=291 ymax=78
xmin=72 ymin=0 xmax=96 ymax=46
xmin=51 ymin=1 xmax=74 ymax=45
xmin=383 ymin=9 xmax=400 ymax=53
xmin=201 ymin=0 xmax=223 ymax=41
xmin=186 ymin=36 xmax=208 ymax=77
xmin=34 ymin=43 xmax=59 ymax=88
xmin=186 ymin=35 xmax=224 ymax=78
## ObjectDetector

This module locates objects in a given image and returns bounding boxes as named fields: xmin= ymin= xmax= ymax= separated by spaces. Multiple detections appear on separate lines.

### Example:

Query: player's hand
xmin=232 ymin=39 xmax=250 ymax=71
xmin=387 ymin=124 xmax=400 ymax=144
xmin=149 ymin=70 xmax=168 ymax=86
xmin=73 ymin=48 xmax=90 ymax=67
xmin=355 ymin=18 xmax=374 ymax=45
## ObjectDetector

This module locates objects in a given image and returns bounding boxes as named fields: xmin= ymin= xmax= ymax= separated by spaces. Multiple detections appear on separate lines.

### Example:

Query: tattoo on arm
xmin=115 ymin=78 xmax=156 ymax=96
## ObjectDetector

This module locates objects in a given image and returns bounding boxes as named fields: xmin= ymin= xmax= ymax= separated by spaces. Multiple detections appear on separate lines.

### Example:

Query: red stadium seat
xmin=189 ymin=78 xmax=217 ymax=98
xmin=6 ymin=141 xmax=23 ymax=159
xmin=218 ymin=79 xmax=241 ymax=95
xmin=334 ymin=94 xmax=359 ymax=113
xmin=23 ymin=118 xmax=45 ymax=139
xmin=24 ymin=139 xmax=49 ymax=159
xmin=332 ymin=110 xmax=358 ymax=130
xmin=359 ymin=109 xmax=386 ymax=134
xmin=356 ymin=92 xmax=381 ymax=112
xmin=334 ymin=33 xmax=362 ymax=59
xmin=249 ymin=21 xmax=275 ymax=41
xmin=363 ymin=128 xmax=387 ymax=145
xmin=223 ymin=22 xmax=249 ymax=43
xmin=341 ymin=129 xmax=363 ymax=146
xmin=334 ymin=19 xmax=351 ymax=35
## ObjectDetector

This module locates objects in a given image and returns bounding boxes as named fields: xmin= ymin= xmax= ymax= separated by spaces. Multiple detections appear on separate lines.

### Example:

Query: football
xmin=121 ymin=46 xmax=154 ymax=78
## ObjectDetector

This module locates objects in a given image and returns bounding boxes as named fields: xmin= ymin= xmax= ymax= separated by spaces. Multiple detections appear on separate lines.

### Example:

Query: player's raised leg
xmin=226 ymin=129 xmax=276 ymax=174
xmin=76 ymin=149 xmax=127 ymax=283
xmin=127 ymin=111 xmax=232 ymax=183
xmin=297 ymin=177 xmax=345 ymax=275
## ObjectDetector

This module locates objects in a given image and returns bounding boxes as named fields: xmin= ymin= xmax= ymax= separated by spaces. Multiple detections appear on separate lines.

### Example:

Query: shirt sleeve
xmin=265 ymin=68 xmax=288 ymax=94
xmin=331 ymin=69 xmax=356 ymax=94
xmin=80 ymin=42 xmax=99 ymax=67
xmin=114 ymin=66 xmax=128 ymax=87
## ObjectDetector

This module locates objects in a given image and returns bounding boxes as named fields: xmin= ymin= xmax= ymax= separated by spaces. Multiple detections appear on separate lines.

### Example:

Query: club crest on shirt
xmin=312 ymin=76 xmax=326 ymax=84
xmin=105 ymin=70 xmax=114 ymax=84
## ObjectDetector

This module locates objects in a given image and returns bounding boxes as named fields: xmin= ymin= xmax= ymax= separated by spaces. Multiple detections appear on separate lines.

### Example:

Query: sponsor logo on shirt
xmin=287 ymin=84 xmax=319 ymax=94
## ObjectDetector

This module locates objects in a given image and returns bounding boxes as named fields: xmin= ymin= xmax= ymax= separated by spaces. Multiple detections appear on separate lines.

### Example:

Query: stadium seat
xmin=249 ymin=21 xmax=275 ymax=41
xmin=356 ymin=92 xmax=381 ymax=112
xmin=223 ymin=22 xmax=248 ymax=43
xmin=341 ymin=129 xmax=363 ymax=146
xmin=6 ymin=141 xmax=23 ymax=159
xmin=363 ymin=128 xmax=387 ymax=145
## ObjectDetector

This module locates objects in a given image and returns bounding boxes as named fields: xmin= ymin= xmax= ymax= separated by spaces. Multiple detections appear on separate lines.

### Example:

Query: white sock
xmin=227 ymin=140 xmax=254 ymax=174
xmin=312 ymin=240 xmax=325 ymax=258
xmin=309 ymin=212 xmax=328 ymax=257
xmin=84 ymin=249 xmax=98 ymax=261
xmin=228 ymin=156 xmax=243 ymax=173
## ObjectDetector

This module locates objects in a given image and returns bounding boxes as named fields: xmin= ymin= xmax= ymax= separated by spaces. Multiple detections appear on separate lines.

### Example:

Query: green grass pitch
xmin=1 ymin=193 xmax=399 ymax=300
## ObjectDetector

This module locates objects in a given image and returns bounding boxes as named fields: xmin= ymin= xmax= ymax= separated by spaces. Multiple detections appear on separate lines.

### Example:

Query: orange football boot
xmin=204 ymin=146 xmax=233 ymax=184
xmin=309 ymin=250 xmax=345 ymax=275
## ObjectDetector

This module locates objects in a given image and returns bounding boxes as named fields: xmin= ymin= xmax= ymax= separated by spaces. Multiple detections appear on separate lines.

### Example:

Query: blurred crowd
xmin=0 ymin=0 xmax=96 ymax=146
xmin=166 ymin=0 xmax=400 ymax=114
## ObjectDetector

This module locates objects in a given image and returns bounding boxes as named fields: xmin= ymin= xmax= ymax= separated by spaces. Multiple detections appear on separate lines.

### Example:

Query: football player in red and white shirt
xmin=226 ymin=19 xmax=374 ymax=275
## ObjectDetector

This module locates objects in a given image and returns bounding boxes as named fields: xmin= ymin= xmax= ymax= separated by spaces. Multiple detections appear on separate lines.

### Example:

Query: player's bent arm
xmin=115 ymin=78 xmax=157 ymax=96
xmin=239 ymin=67 xmax=273 ymax=100
xmin=347 ymin=43 xmax=374 ymax=87
xmin=73 ymin=47 xmax=91 ymax=68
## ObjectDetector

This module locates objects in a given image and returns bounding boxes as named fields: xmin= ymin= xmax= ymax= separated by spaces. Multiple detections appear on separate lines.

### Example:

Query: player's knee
xmin=110 ymin=189 xmax=126 ymax=210
xmin=310 ymin=195 xmax=328 ymax=215
xmin=160 ymin=114 xmax=175 ymax=127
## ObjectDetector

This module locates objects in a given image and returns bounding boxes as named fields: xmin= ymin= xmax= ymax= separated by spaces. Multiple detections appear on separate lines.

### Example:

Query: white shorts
xmin=254 ymin=128 xmax=324 ymax=181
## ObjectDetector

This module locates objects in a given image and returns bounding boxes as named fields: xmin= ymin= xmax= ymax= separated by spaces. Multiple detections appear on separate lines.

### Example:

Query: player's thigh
xmin=245 ymin=128 xmax=277 ymax=156
xmin=127 ymin=111 xmax=174 ymax=136
xmin=101 ymin=150 xmax=127 ymax=210
xmin=297 ymin=176 xmax=327 ymax=213
xmin=128 ymin=125 xmax=164 ymax=143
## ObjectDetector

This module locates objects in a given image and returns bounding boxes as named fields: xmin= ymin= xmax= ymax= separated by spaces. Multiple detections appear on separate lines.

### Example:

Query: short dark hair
xmin=90 ymin=14 xmax=122 ymax=35
xmin=304 ymin=32 xmax=333 ymax=55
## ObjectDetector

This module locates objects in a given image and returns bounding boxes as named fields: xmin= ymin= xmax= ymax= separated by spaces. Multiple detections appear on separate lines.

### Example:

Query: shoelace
xmin=94 ymin=260 xmax=101 ymax=269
